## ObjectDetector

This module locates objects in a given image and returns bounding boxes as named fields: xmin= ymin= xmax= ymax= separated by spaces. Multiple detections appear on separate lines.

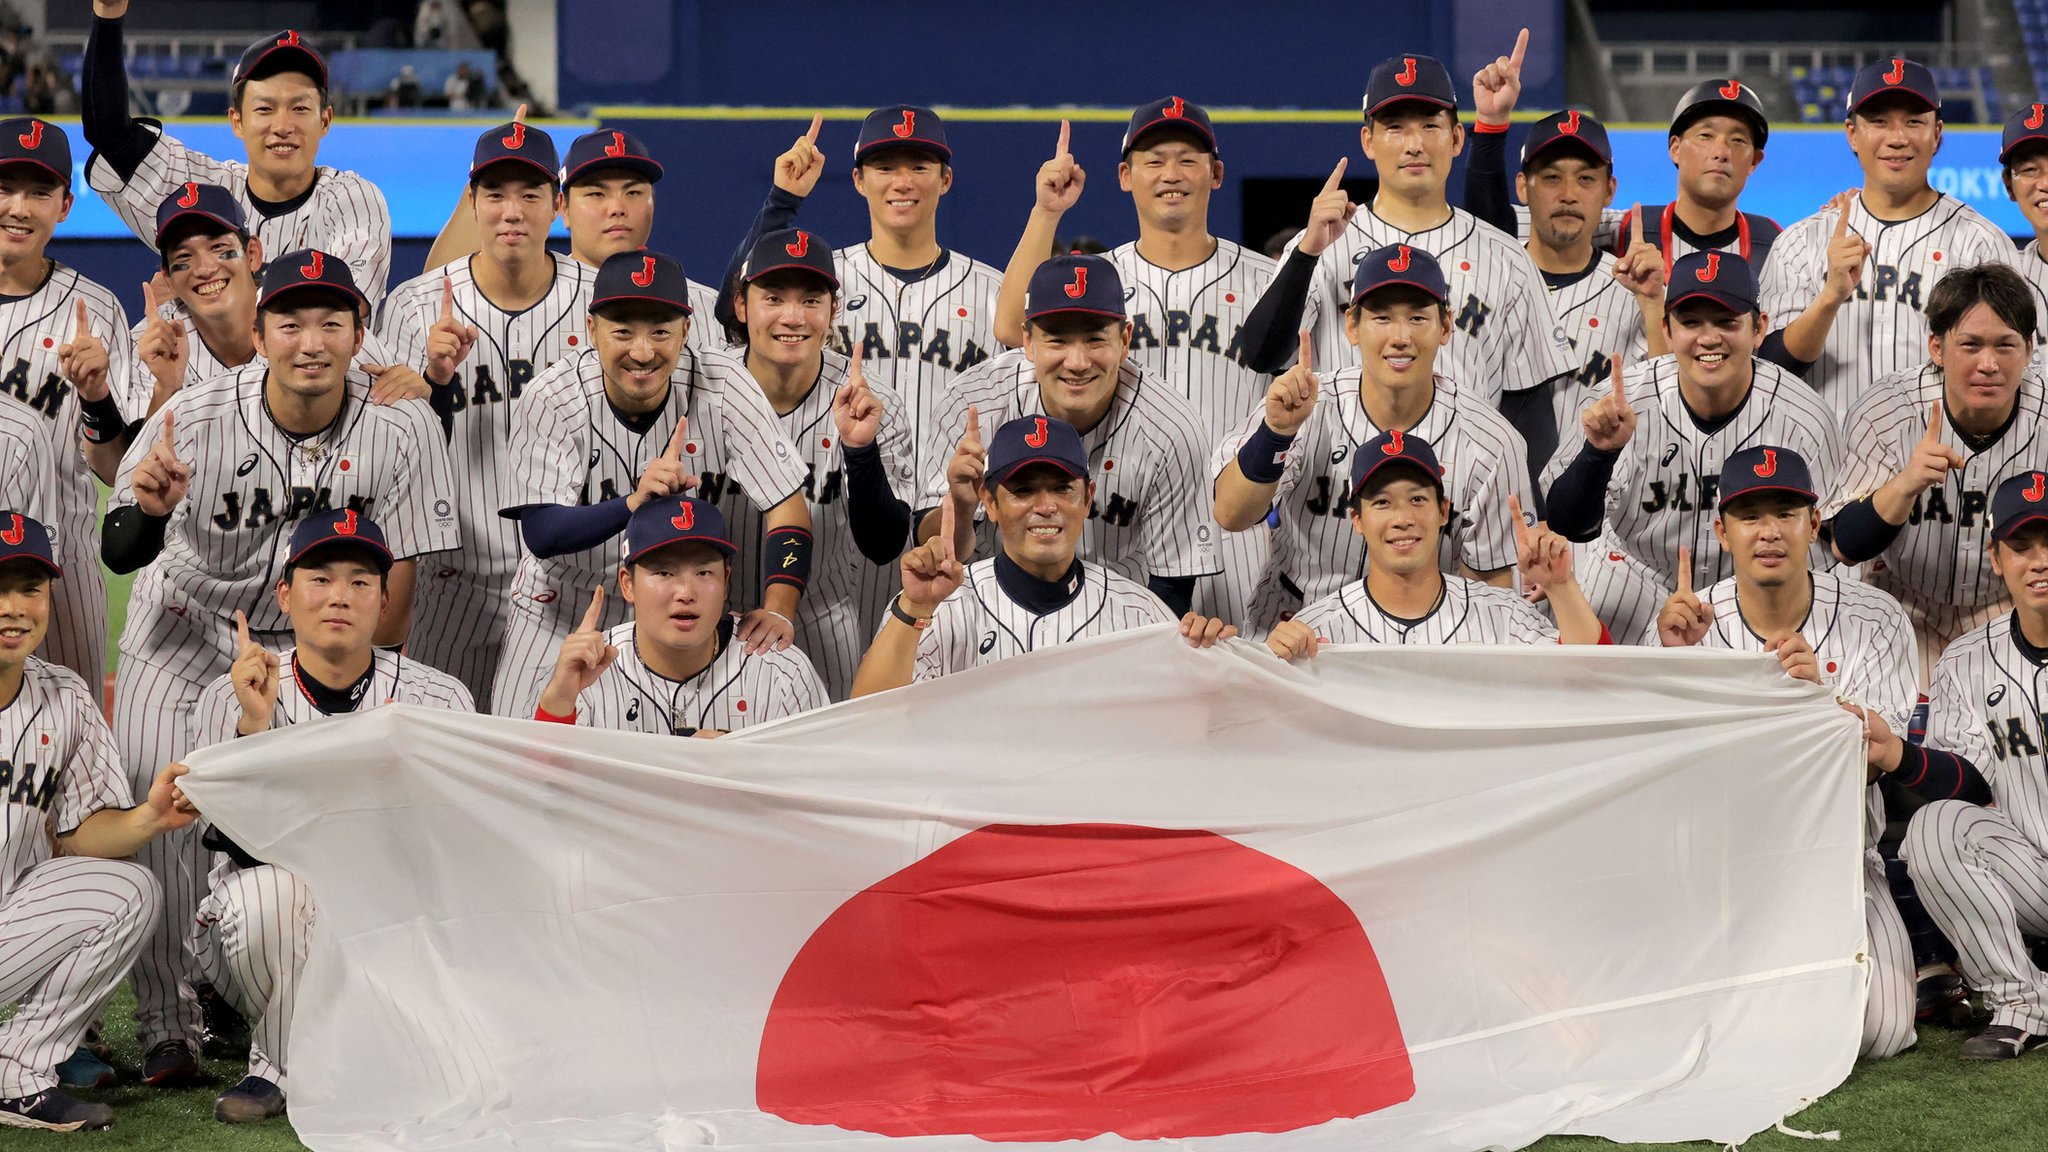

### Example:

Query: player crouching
xmin=0 ymin=513 xmax=196 ymax=1131
xmin=179 ymin=512 xmax=472 ymax=1124
xmin=853 ymin=415 xmax=1234 ymax=693
xmin=1263 ymin=431 xmax=1605 ymax=656
xmin=536 ymin=497 xmax=827 ymax=733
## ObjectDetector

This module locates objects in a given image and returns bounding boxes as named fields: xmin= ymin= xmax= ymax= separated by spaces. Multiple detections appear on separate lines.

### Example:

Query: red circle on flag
xmin=757 ymin=823 xmax=1413 ymax=1141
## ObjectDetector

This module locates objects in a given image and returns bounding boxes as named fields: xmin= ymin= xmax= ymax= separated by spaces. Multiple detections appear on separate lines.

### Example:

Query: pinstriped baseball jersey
xmin=685 ymin=278 xmax=728 ymax=353
xmin=87 ymin=128 xmax=393 ymax=307
xmin=1106 ymin=239 xmax=1277 ymax=437
xmin=123 ymin=300 xmax=400 ymax=421
xmin=0 ymin=398 xmax=57 ymax=550
xmin=2013 ymin=241 xmax=2048 ymax=372
xmin=921 ymin=349 xmax=1220 ymax=584
xmin=568 ymin=620 xmax=826 ymax=732
xmin=1293 ymin=207 xmax=1578 ymax=406
xmin=1214 ymin=369 xmax=1531 ymax=627
xmin=110 ymin=367 xmax=460 ymax=681
xmin=831 ymin=245 xmax=1000 ymax=483
xmin=1821 ymin=365 xmax=2048 ymax=626
xmin=1923 ymin=614 xmax=2048 ymax=856
xmin=1544 ymin=252 xmax=1653 ymax=441
xmin=1294 ymin=575 xmax=1558 ymax=645
xmin=912 ymin=558 xmax=1174 ymax=681
xmin=1540 ymin=356 xmax=1844 ymax=588
xmin=190 ymin=648 xmax=474 ymax=757
xmin=490 ymin=347 xmax=811 ymax=716
xmin=0 ymin=659 xmax=130 ymax=903
xmin=1758 ymin=195 xmax=2018 ymax=425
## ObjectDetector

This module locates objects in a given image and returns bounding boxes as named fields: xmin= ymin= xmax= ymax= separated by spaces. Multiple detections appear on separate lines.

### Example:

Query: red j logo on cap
xmin=785 ymin=231 xmax=810 ymax=258
xmin=1719 ymin=79 xmax=1742 ymax=100
xmin=300 ymin=251 xmax=324 ymax=279
xmin=2030 ymin=105 xmax=2046 ymax=131
xmin=1559 ymin=111 xmax=1581 ymax=135
xmin=1395 ymin=58 xmax=1416 ymax=85
xmin=1382 ymin=429 xmax=1405 ymax=456
xmin=0 ymin=514 xmax=22 ymax=547
xmin=1024 ymin=417 xmax=1049 ymax=448
xmin=16 ymin=121 xmax=41 ymax=150
xmin=1884 ymin=58 xmax=1906 ymax=84
xmin=1753 ymin=449 xmax=1777 ymax=478
xmin=631 ymin=256 xmax=656 ymax=287
xmin=1697 ymin=252 xmax=1721 ymax=282
xmin=893 ymin=109 xmax=915 ymax=138
xmin=604 ymin=131 xmax=626 ymax=157
xmin=502 ymin=123 xmax=526 ymax=149
xmin=671 ymin=502 xmax=695 ymax=531
xmin=2027 ymin=473 xmax=2046 ymax=502
xmin=177 ymin=182 xmax=201 ymax=208
xmin=333 ymin=508 xmax=359 ymax=535
xmin=1064 ymin=266 xmax=1088 ymax=298
xmin=1388 ymin=245 xmax=1411 ymax=273
xmin=1165 ymin=97 xmax=1186 ymax=118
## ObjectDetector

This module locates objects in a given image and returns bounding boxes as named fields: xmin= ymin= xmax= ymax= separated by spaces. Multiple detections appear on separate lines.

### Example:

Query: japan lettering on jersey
xmin=921 ymin=349 xmax=1220 ymax=585
xmin=0 ymin=660 xmax=130 ymax=905
xmin=1822 ymin=365 xmax=2048 ymax=617
xmin=110 ymin=367 xmax=459 ymax=677
xmin=1214 ymin=369 xmax=1530 ymax=629
xmin=831 ymin=244 xmax=1001 ymax=482
xmin=1544 ymin=252 xmax=1652 ymax=442
xmin=913 ymin=558 xmax=1175 ymax=681
xmin=1923 ymin=617 xmax=2048 ymax=856
xmin=1295 ymin=207 xmax=1577 ymax=406
xmin=1295 ymin=575 xmax=1558 ymax=645
xmin=1758 ymin=195 xmax=2018 ymax=424
xmin=87 ymin=127 xmax=394 ymax=306
xmin=1106 ymin=238 xmax=1278 ymax=438
xmin=570 ymin=620 xmax=827 ymax=732
xmin=1541 ymin=356 xmax=1844 ymax=589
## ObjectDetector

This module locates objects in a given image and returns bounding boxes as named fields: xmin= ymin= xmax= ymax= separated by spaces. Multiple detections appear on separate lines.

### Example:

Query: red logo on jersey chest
xmin=1024 ymin=417 xmax=1049 ymax=448
xmin=177 ymin=181 xmax=201 ymax=208
xmin=1164 ymin=96 xmax=1187 ymax=119
xmin=1696 ymin=252 xmax=1722 ymax=282
xmin=1883 ymin=58 xmax=1906 ymax=85
xmin=631 ymin=256 xmax=657 ymax=287
xmin=299 ymin=251 xmax=324 ymax=279
xmin=1388 ymin=245 xmax=1412 ymax=272
xmin=1719 ymin=79 xmax=1743 ymax=100
xmin=672 ymin=501 xmax=696 ymax=531
xmin=1753 ymin=449 xmax=1778 ymax=478
xmin=502 ymin=122 xmax=527 ymax=150
xmin=332 ymin=508 xmax=360 ymax=535
xmin=1382 ymin=429 xmax=1405 ymax=456
xmin=16 ymin=120 xmax=41 ymax=150
xmin=1557 ymin=111 xmax=1581 ymax=136
xmin=0 ymin=514 xmax=22 ymax=546
xmin=1064 ymin=266 xmax=1088 ymax=298
xmin=2026 ymin=473 xmax=2046 ymax=502
xmin=892 ymin=109 xmax=916 ymax=139
xmin=1394 ymin=58 xmax=1417 ymax=86
xmin=604 ymin=131 xmax=627 ymax=157
xmin=785 ymin=231 xmax=810 ymax=258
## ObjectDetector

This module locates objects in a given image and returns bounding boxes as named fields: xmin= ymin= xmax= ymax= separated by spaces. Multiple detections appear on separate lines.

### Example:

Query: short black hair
xmin=1355 ymin=461 xmax=1447 ymax=506
xmin=259 ymin=292 xmax=362 ymax=332
xmin=1025 ymin=312 xmax=1126 ymax=339
xmin=746 ymin=268 xmax=837 ymax=299
xmin=856 ymin=146 xmax=950 ymax=173
xmin=1926 ymin=263 xmax=2038 ymax=343
xmin=160 ymin=221 xmax=252 ymax=270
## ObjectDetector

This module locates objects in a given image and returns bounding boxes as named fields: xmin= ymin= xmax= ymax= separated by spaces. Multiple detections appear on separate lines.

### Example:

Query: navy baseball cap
xmin=1122 ymin=96 xmax=1218 ymax=156
xmin=0 ymin=511 xmax=59 ymax=577
xmin=1365 ymin=54 xmax=1457 ymax=119
xmin=1349 ymin=244 xmax=1449 ymax=307
xmin=285 ymin=508 xmax=393 ymax=572
xmin=1848 ymin=57 xmax=1940 ymax=117
xmin=471 ymin=121 xmax=559 ymax=186
xmin=258 ymin=249 xmax=367 ymax=315
xmin=1520 ymin=109 xmax=1611 ymax=170
xmin=1666 ymin=250 xmax=1759 ymax=314
xmin=233 ymin=30 xmax=326 ymax=89
xmin=1024 ymin=254 xmax=1126 ymax=323
xmin=590 ymin=249 xmax=692 ymax=316
xmin=155 ymin=182 xmax=246 ymax=249
xmin=2002 ymin=103 xmax=2048 ymax=166
xmin=1669 ymin=79 xmax=1770 ymax=149
xmin=1350 ymin=429 xmax=1445 ymax=496
xmin=856 ymin=105 xmax=951 ymax=165
xmin=1717 ymin=446 xmax=1816 ymax=510
xmin=562 ymin=128 xmax=663 ymax=185
xmin=985 ymin=415 xmax=1089 ymax=487
xmin=741 ymin=227 xmax=838 ymax=290
xmin=624 ymin=496 xmax=736 ymax=565
xmin=0 ymin=117 xmax=67 ymax=185
xmin=1992 ymin=472 xmax=2048 ymax=540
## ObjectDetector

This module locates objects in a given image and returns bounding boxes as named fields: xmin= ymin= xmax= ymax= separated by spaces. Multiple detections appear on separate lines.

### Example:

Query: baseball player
xmin=1996 ymin=104 xmax=2048 ymax=347
xmin=534 ymin=497 xmax=826 ymax=731
xmin=1261 ymin=431 xmax=1604 ymax=655
xmin=102 ymin=251 xmax=457 ymax=1085
xmin=1543 ymin=250 xmax=1842 ymax=642
xmin=184 ymin=513 xmax=471 ymax=1124
xmin=853 ymin=415 xmax=1234 ymax=694
xmin=1236 ymin=51 xmax=1576 ymax=422
xmin=0 ymin=118 xmax=133 ymax=691
xmin=81 ymin=2 xmax=391 ymax=305
xmin=492 ymin=249 xmax=812 ymax=719
xmin=1654 ymin=446 xmax=1919 ymax=1059
xmin=1824 ymin=264 xmax=2048 ymax=677
xmin=1213 ymin=246 xmax=1530 ymax=636
xmin=0 ymin=512 xmax=197 ymax=1132
xmin=1759 ymin=57 xmax=2019 ymax=424
xmin=712 ymin=108 xmax=1003 ymax=484
xmin=127 ymin=184 xmax=421 ymax=424
xmin=982 ymin=107 xmax=1277 ymax=626
xmin=1894 ymin=472 xmax=2048 ymax=1060
xmin=378 ymin=122 xmax=595 ymax=708
xmin=918 ymin=254 xmax=1219 ymax=617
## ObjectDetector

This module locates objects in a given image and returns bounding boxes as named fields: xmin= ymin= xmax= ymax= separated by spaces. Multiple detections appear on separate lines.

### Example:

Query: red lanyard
xmin=1660 ymin=203 xmax=1750 ymax=269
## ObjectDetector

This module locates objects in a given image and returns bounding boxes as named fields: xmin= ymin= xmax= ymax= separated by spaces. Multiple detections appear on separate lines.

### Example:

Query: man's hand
xmin=1265 ymin=619 xmax=1323 ymax=661
xmin=1767 ymin=631 xmax=1821 ymax=686
xmin=1178 ymin=612 xmax=1237 ymax=649
xmin=363 ymin=362 xmax=433 ymax=406
xmin=93 ymin=1 xmax=130 ymax=18
xmin=734 ymin=608 xmax=796 ymax=655
xmin=773 ymin=113 xmax=827 ymax=198
xmin=1612 ymin=204 xmax=1666 ymax=303
xmin=230 ymin=610 xmax=280 ymax=735
xmin=1843 ymin=700 xmax=1904 ymax=781
xmin=1820 ymin=191 xmax=1870 ymax=307
xmin=901 ymin=497 xmax=966 ymax=616
xmin=1472 ymin=27 xmax=1528 ymax=127
xmin=132 ymin=408 xmax=193 ymax=516
xmin=58 ymin=299 xmax=111 ymax=402
xmin=425 ymin=273 xmax=479 ymax=386
xmin=944 ymin=404 xmax=986 ymax=512
xmin=831 ymin=345 xmax=883 ymax=449
xmin=142 ymin=763 xmax=199 ymax=833
xmin=1655 ymin=544 xmax=1713 ymax=647
xmin=1875 ymin=399 xmax=1965 ymax=523
xmin=628 ymin=417 xmax=697 ymax=512
xmin=538 ymin=588 xmax=619 ymax=715
xmin=1034 ymin=120 xmax=1085 ymax=216
xmin=136 ymin=279 xmax=191 ymax=398
xmin=1264 ymin=331 xmax=1318 ymax=436
xmin=1299 ymin=160 xmax=1357 ymax=258
xmin=1511 ymin=494 xmax=1574 ymax=589
xmin=1581 ymin=358 xmax=1637 ymax=453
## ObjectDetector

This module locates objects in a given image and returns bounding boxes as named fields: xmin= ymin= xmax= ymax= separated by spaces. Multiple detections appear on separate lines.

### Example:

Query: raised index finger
xmin=1321 ymin=157 xmax=1348 ymax=193
xmin=75 ymin=298 xmax=91 ymax=339
xmin=962 ymin=404 xmax=980 ymax=447
xmin=1297 ymin=329 xmax=1314 ymax=375
xmin=234 ymin=609 xmax=251 ymax=647
xmin=580 ymin=586 xmax=605 ymax=632
xmin=664 ymin=414 xmax=688 ymax=459
xmin=440 ymin=273 xmax=454 ymax=323
xmin=1508 ymin=27 xmax=1529 ymax=69
xmin=142 ymin=278 xmax=158 ymax=316
xmin=939 ymin=492 xmax=957 ymax=559
xmin=1832 ymin=199 xmax=1852 ymax=239
xmin=804 ymin=112 xmax=823 ymax=143
xmin=1508 ymin=493 xmax=1530 ymax=544
xmin=1610 ymin=358 xmax=1629 ymax=408
xmin=1676 ymin=545 xmax=1694 ymax=595
xmin=1630 ymin=201 xmax=1644 ymax=247
xmin=159 ymin=408 xmax=177 ymax=457
xmin=1055 ymin=119 xmax=1070 ymax=159
xmin=1922 ymin=399 xmax=1943 ymax=443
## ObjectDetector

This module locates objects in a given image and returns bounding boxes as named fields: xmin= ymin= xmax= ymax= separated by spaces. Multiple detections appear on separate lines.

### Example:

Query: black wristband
xmin=79 ymin=393 xmax=126 ymax=443
xmin=763 ymin=525 xmax=813 ymax=593
xmin=1235 ymin=423 xmax=1297 ymax=484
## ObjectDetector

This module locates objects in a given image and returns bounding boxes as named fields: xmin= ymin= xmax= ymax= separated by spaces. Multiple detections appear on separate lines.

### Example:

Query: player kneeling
xmin=0 ymin=513 xmax=195 ymax=1132
xmin=852 ymin=415 xmax=1234 ymax=693
xmin=1654 ymin=446 xmax=1921 ymax=1059
xmin=1264 ymin=430 xmax=1603 ymax=656
xmin=181 ymin=513 xmax=472 ymax=1124
xmin=535 ymin=497 xmax=827 ymax=733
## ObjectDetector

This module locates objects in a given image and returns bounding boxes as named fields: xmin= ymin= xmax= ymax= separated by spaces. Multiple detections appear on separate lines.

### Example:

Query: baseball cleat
xmin=140 ymin=1039 xmax=200 ymax=1087
xmin=54 ymin=1047 xmax=116 ymax=1090
xmin=1958 ymin=1024 xmax=2048 ymax=1061
xmin=196 ymin=982 xmax=251 ymax=1060
xmin=0 ymin=1088 xmax=114 ymax=1131
xmin=214 ymin=1076 xmax=286 ymax=1124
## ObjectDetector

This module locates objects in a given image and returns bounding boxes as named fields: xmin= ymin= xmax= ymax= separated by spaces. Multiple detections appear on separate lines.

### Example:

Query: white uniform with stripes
xmin=1294 ymin=574 xmax=1558 ymax=644
xmin=1542 ymin=252 xmax=1652 ymax=444
xmin=911 ymin=558 xmax=1175 ymax=681
xmin=561 ymin=619 xmax=826 ymax=732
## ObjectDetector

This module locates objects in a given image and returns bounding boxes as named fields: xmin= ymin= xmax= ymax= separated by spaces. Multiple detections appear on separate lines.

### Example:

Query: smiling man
xmin=1996 ymin=104 xmax=2048 ymax=335
xmin=82 ymin=1 xmax=391 ymax=306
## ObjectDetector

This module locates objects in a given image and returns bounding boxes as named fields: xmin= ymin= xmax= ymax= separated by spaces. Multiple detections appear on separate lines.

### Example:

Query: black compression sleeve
xmin=1828 ymin=496 xmax=1907 ymax=564
xmin=1757 ymin=330 xmax=1815 ymax=377
xmin=715 ymin=186 xmax=806 ymax=339
xmin=101 ymin=505 xmax=169 ymax=574
xmin=1461 ymin=125 xmax=1516 ymax=236
xmin=1149 ymin=574 xmax=1196 ymax=619
xmin=843 ymin=441 xmax=912 ymax=565
xmin=1893 ymin=744 xmax=1994 ymax=807
xmin=1499 ymin=383 xmax=1558 ymax=514
xmin=1240 ymin=248 xmax=1319 ymax=374
xmin=516 ymin=498 xmax=632 ymax=559
xmin=1543 ymin=443 xmax=1620 ymax=543
xmin=82 ymin=16 xmax=158 ymax=182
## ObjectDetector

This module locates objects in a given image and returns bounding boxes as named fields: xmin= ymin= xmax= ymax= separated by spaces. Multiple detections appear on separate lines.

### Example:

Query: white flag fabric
xmin=180 ymin=626 xmax=1868 ymax=1152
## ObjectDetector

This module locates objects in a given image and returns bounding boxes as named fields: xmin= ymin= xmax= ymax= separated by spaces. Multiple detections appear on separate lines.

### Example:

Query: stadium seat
xmin=325 ymin=49 xmax=497 ymax=101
